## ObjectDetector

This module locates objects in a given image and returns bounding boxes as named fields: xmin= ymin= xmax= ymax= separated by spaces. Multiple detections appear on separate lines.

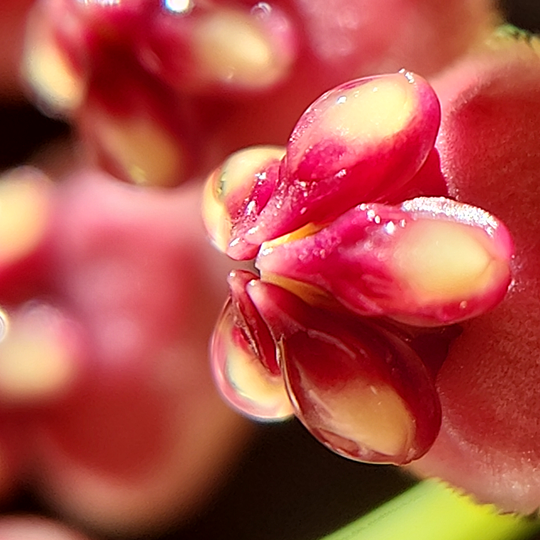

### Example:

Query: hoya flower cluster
xmin=22 ymin=0 xmax=492 ymax=187
xmin=202 ymin=71 xmax=514 ymax=465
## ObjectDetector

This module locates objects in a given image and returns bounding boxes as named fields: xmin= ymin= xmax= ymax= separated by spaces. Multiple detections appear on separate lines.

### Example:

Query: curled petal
xmin=235 ymin=71 xmax=441 ymax=249
xmin=211 ymin=270 xmax=293 ymax=421
xmin=256 ymin=197 xmax=513 ymax=326
xmin=247 ymin=280 xmax=441 ymax=464
xmin=202 ymin=146 xmax=284 ymax=259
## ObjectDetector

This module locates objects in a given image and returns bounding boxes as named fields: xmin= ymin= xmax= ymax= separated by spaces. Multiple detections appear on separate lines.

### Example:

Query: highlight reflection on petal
xmin=211 ymin=271 xmax=293 ymax=421
xmin=248 ymin=280 xmax=441 ymax=464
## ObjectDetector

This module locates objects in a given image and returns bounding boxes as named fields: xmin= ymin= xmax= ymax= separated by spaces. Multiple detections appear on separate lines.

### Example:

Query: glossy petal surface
xmin=231 ymin=72 xmax=441 ymax=254
xmin=248 ymin=281 xmax=441 ymax=464
xmin=211 ymin=270 xmax=293 ymax=421
xmin=202 ymin=146 xmax=284 ymax=259
xmin=257 ymin=197 xmax=513 ymax=326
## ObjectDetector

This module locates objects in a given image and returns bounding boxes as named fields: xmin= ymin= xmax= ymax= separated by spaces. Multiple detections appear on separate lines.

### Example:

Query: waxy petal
xmin=202 ymin=146 xmax=284 ymax=259
xmin=211 ymin=270 xmax=292 ymax=421
xmin=257 ymin=197 xmax=513 ymax=326
xmin=232 ymin=72 xmax=441 ymax=253
xmin=247 ymin=280 xmax=441 ymax=464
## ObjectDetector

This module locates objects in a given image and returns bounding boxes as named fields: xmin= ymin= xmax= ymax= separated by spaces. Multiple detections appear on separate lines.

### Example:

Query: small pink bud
xmin=235 ymin=71 xmax=441 ymax=248
xmin=211 ymin=270 xmax=293 ymax=421
xmin=201 ymin=146 xmax=284 ymax=259
xmin=247 ymin=280 xmax=441 ymax=464
xmin=256 ymin=197 xmax=513 ymax=326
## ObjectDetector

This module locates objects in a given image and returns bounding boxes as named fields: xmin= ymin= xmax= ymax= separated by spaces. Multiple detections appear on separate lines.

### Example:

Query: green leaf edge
xmin=322 ymin=479 xmax=540 ymax=540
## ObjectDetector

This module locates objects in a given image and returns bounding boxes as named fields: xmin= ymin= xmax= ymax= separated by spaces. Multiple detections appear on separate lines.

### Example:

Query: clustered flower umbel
xmin=22 ymin=0 xmax=494 ymax=188
xmin=202 ymin=71 xmax=514 ymax=465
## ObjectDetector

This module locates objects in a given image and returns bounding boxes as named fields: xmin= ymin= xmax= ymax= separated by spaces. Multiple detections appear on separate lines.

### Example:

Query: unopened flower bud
xmin=257 ymin=197 xmax=513 ymax=326
xmin=23 ymin=0 xmax=86 ymax=115
xmin=211 ymin=270 xmax=293 ymax=421
xmin=146 ymin=5 xmax=296 ymax=92
xmin=237 ymin=71 xmax=441 ymax=248
xmin=0 ymin=168 xmax=55 ymax=305
xmin=247 ymin=280 xmax=441 ymax=464
xmin=79 ymin=75 xmax=197 ymax=187
xmin=202 ymin=146 xmax=284 ymax=259
xmin=0 ymin=303 xmax=86 ymax=405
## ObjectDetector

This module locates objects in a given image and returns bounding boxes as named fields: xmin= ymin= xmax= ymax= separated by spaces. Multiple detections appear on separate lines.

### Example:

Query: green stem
xmin=322 ymin=480 xmax=540 ymax=540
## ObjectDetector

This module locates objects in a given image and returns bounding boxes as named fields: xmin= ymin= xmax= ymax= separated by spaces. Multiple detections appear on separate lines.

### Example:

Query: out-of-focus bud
xmin=247 ymin=280 xmax=441 ymax=464
xmin=22 ymin=0 xmax=86 ymax=115
xmin=211 ymin=270 xmax=293 ymax=421
xmin=257 ymin=197 xmax=514 ymax=326
xmin=0 ymin=167 xmax=252 ymax=534
xmin=0 ymin=168 xmax=55 ymax=305
xmin=0 ymin=303 xmax=87 ymax=406
xmin=22 ymin=0 xmax=498 ymax=186
xmin=145 ymin=3 xmax=297 ymax=92
xmin=77 ymin=70 xmax=199 ymax=187
xmin=0 ymin=168 xmax=53 ymax=269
